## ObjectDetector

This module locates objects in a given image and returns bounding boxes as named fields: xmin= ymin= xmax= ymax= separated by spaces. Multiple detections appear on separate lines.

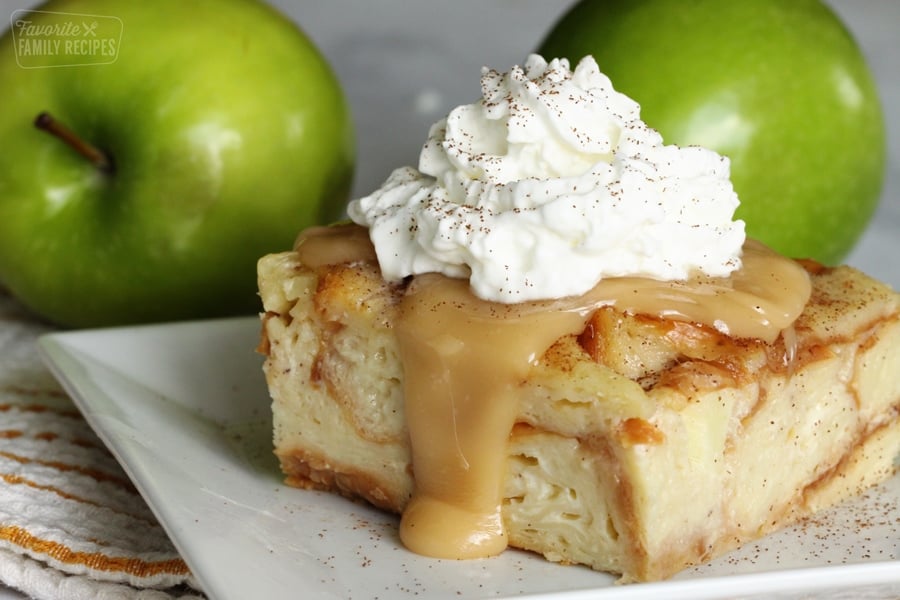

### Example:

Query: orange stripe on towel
xmin=0 ymin=472 xmax=161 ymax=527
xmin=0 ymin=524 xmax=191 ymax=577
xmin=1 ymin=472 xmax=98 ymax=505
xmin=0 ymin=450 xmax=136 ymax=492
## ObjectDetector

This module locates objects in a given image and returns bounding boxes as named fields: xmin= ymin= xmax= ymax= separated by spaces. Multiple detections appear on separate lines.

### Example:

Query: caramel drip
xmin=295 ymin=223 xmax=812 ymax=559
xmin=294 ymin=223 xmax=376 ymax=267
xmin=395 ymin=274 xmax=589 ymax=557
xmin=575 ymin=238 xmax=811 ymax=344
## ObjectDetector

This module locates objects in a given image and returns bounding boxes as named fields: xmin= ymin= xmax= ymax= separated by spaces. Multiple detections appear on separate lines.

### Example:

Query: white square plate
xmin=38 ymin=316 xmax=900 ymax=600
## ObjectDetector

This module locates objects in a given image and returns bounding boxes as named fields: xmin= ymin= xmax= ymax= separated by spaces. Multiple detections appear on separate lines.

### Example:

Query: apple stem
xmin=34 ymin=111 xmax=115 ymax=174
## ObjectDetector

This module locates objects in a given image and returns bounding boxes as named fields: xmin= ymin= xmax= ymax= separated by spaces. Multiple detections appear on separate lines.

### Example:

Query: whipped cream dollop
xmin=348 ymin=54 xmax=746 ymax=303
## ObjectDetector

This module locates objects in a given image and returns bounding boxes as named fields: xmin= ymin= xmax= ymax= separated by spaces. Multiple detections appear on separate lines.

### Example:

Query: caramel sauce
xmin=294 ymin=223 xmax=812 ymax=559
xmin=294 ymin=223 xmax=376 ymax=267
xmin=395 ymin=273 xmax=592 ymax=557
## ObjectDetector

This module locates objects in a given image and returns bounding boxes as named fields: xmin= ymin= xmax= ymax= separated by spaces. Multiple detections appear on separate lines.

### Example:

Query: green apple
xmin=539 ymin=0 xmax=885 ymax=264
xmin=0 ymin=0 xmax=354 ymax=328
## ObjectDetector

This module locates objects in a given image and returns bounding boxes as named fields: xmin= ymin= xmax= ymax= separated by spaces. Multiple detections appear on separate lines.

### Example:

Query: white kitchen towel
xmin=0 ymin=290 xmax=204 ymax=600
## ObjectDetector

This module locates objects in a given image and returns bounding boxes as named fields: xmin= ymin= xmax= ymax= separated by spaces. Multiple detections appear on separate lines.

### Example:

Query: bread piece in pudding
xmin=257 ymin=234 xmax=900 ymax=582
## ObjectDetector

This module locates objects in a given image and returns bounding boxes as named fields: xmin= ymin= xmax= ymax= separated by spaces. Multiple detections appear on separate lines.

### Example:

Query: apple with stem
xmin=0 ymin=0 xmax=354 ymax=328
xmin=539 ymin=0 xmax=885 ymax=264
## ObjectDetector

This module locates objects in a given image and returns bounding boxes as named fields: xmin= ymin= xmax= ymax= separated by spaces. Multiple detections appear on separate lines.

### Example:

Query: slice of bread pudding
xmin=257 ymin=233 xmax=900 ymax=582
